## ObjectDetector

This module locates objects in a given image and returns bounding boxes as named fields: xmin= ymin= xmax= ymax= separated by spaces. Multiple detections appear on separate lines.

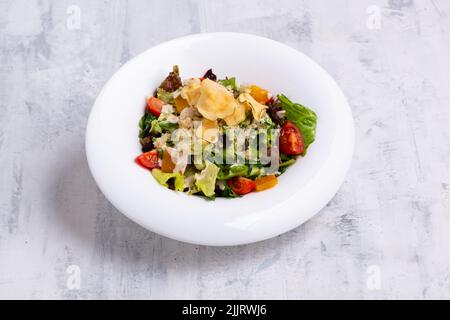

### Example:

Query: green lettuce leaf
xmin=152 ymin=169 xmax=184 ymax=191
xmin=218 ymin=77 xmax=237 ymax=91
xmin=279 ymin=158 xmax=296 ymax=168
xmin=156 ymin=88 xmax=174 ymax=104
xmin=195 ymin=161 xmax=220 ymax=197
xmin=217 ymin=164 xmax=249 ymax=180
xmin=248 ymin=166 xmax=262 ymax=178
xmin=216 ymin=183 xmax=239 ymax=198
xmin=277 ymin=94 xmax=317 ymax=153
xmin=150 ymin=119 xmax=179 ymax=134
xmin=278 ymin=158 xmax=296 ymax=175
xmin=139 ymin=113 xmax=157 ymax=138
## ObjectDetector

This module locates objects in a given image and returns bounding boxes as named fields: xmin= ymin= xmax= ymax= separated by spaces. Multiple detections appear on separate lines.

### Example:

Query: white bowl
xmin=86 ymin=33 xmax=354 ymax=246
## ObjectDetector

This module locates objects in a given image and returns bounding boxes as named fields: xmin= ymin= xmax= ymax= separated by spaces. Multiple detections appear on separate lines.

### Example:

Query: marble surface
xmin=1 ymin=0 xmax=450 ymax=300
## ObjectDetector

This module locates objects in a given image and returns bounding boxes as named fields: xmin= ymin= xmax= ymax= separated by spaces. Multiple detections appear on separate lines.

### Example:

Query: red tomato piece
xmin=279 ymin=121 xmax=305 ymax=155
xmin=146 ymin=97 xmax=164 ymax=116
xmin=227 ymin=177 xmax=256 ymax=196
xmin=135 ymin=150 xmax=160 ymax=170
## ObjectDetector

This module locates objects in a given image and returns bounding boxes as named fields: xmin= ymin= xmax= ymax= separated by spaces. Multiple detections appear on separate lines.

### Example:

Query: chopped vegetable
xmin=152 ymin=169 xmax=184 ymax=191
xmin=267 ymin=98 xmax=287 ymax=126
xmin=279 ymin=121 xmax=305 ymax=155
xmin=150 ymin=119 xmax=179 ymax=135
xmin=159 ymin=65 xmax=182 ymax=92
xmin=279 ymin=158 xmax=296 ymax=168
xmin=161 ymin=150 xmax=176 ymax=173
xmin=277 ymin=94 xmax=317 ymax=153
xmin=227 ymin=177 xmax=256 ymax=195
xmin=135 ymin=150 xmax=160 ymax=170
xmin=218 ymin=77 xmax=237 ymax=91
xmin=156 ymin=88 xmax=174 ymax=104
xmin=255 ymin=175 xmax=278 ymax=192
xmin=216 ymin=183 xmax=239 ymax=198
xmin=195 ymin=161 xmax=220 ymax=197
xmin=147 ymin=97 xmax=164 ymax=116
xmin=140 ymin=136 xmax=153 ymax=152
xmin=217 ymin=164 xmax=249 ymax=180
xmin=249 ymin=85 xmax=270 ymax=104
xmin=248 ymin=166 xmax=262 ymax=178
xmin=139 ymin=113 xmax=158 ymax=151
xmin=139 ymin=112 xmax=157 ymax=138
xmin=174 ymin=96 xmax=189 ymax=113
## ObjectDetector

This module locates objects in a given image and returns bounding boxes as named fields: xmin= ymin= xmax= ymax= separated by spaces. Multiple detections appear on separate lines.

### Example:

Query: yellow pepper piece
xmin=255 ymin=175 xmax=278 ymax=192
xmin=175 ymin=96 xmax=189 ymax=114
xmin=161 ymin=150 xmax=176 ymax=173
xmin=249 ymin=85 xmax=270 ymax=105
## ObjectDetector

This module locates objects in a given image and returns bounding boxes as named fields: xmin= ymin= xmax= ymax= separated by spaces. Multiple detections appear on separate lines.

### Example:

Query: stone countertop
xmin=0 ymin=0 xmax=449 ymax=299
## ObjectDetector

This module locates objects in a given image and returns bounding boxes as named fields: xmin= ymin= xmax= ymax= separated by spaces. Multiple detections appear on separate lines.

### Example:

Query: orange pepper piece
xmin=249 ymin=85 xmax=270 ymax=104
xmin=255 ymin=175 xmax=278 ymax=192
xmin=161 ymin=150 xmax=176 ymax=173
xmin=175 ymin=96 xmax=189 ymax=113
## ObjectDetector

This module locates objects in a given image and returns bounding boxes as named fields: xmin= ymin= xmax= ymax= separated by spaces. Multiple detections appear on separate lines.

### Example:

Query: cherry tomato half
xmin=135 ymin=150 xmax=160 ymax=170
xmin=279 ymin=121 xmax=305 ymax=155
xmin=146 ymin=97 xmax=164 ymax=116
xmin=227 ymin=177 xmax=256 ymax=196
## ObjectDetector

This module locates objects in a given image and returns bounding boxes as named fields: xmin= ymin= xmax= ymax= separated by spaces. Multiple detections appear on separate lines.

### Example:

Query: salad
xmin=136 ymin=66 xmax=317 ymax=199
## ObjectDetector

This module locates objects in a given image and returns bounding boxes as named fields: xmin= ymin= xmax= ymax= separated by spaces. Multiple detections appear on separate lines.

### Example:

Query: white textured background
xmin=1 ymin=0 xmax=450 ymax=299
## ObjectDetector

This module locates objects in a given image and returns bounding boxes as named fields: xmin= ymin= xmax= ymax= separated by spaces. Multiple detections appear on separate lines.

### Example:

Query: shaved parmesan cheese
xmin=238 ymin=93 xmax=268 ymax=121
xmin=224 ymin=102 xmax=247 ymax=126
xmin=195 ymin=79 xmax=237 ymax=121
xmin=181 ymin=78 xmax=202 ymax=106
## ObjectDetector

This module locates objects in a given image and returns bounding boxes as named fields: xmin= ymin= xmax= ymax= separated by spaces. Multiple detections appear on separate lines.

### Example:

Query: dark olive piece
xmin=267 ymin=98 xmax=287 ymax=126
xmin=140 ymin=136 xmax=153 ymax=152
xmin=203 ymin=69 xmax=217 ymax=81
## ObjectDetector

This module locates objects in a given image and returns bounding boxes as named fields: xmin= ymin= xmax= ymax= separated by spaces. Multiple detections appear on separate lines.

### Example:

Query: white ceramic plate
xmin=86 ymin=33 xmax=354 ymax=246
